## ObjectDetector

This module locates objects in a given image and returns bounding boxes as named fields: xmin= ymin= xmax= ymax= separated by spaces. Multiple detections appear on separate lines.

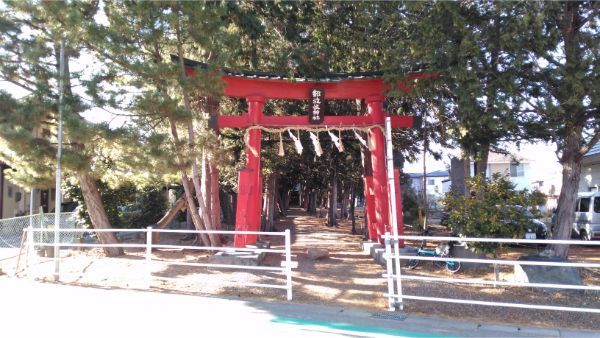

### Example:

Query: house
xmin=477 ymin=151 xmax=562 ymax=211
xmin=483 ymin=152 xmax=532 ymax=190
xmin=0 ymin=162 xmax=56 ymax=219
xmin=407 ymin=170 xmax=449 ymax=209
xmin=580 ymin=141 xmax=600 ymax=192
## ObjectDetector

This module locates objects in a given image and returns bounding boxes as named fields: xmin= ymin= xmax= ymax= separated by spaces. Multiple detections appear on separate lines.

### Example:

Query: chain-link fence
xmin=0 ymin=212 xmax=78 ymax=248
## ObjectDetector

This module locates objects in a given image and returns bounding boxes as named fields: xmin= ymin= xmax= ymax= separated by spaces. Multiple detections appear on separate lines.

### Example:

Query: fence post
xmin=26 ymin=225 xmax=34 ymax=277
xmin=285 ymin=229 xmax=292 ymax=301
xmin=146 ymin=226 xmax=152 ymax=289
xmin=53 ymin=215 xmax=60 ymax=282
xmin=393 ymin=234 xmax=404 ymax=310
xmin=384 ymin=232 xmax=396 ymax=311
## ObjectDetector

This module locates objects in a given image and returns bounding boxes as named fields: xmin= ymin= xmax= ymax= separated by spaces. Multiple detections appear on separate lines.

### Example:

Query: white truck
xmin=573 ymin=191 xmax=600 ymax=240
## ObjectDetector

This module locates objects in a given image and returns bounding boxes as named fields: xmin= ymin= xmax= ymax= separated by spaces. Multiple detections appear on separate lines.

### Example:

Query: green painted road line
xmin=271 ymin=317 xmax=454 ymax=337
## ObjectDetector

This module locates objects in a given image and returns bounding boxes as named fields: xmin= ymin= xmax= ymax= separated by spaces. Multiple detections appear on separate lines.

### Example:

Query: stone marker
xmin=307 ymin=248 xmax=329 ymax=260
xmin=514 ymin=255 xmax=583 ymax=292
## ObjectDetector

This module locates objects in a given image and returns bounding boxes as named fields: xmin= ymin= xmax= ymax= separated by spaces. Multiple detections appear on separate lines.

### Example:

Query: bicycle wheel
xmin=445 ymin=256 xmax=461 ymax=273
xmin=407 ymin=255 xmax=420 ymax=270
xmin=433 ymin=257 xmax=446 ymax=269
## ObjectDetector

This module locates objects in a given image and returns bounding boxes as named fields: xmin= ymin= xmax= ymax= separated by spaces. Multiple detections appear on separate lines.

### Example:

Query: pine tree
xmin=80 ymin=1 xmax=241 ymax=246
xmin=0 ymin=1 xmax=124 ymax=256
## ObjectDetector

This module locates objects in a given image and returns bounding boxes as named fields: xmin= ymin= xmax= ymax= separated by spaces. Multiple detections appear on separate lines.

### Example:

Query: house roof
xmin=584 ymin=140 xmax=600 ymax=158
xmin=407 ymin=170 xmax=449 ymax=178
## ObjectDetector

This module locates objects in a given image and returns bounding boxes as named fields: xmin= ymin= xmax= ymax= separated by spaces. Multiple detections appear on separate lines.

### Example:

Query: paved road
xmin=0 ymin=277 xmax=596 ymax=338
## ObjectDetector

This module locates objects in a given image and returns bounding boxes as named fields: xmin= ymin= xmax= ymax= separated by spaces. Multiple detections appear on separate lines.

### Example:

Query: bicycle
xmin=407 ymin=235 xmax=461 ymax=273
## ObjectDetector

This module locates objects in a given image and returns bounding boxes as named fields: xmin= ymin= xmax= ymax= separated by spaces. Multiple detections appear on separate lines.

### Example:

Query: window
xmin=579 ymin=197 xmax=591 ymax=213
xmin=427 ymin=179 xmax=435 ymax=185
xmin=510 ymin=163 xmax=524 ymax=177
xmin=594 ymin=197 xmax=600 ymax=213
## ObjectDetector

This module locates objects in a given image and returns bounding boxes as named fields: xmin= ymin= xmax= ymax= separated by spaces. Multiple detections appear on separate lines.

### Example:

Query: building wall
xmin=580 ymin=163 xmax=600 ymax=192
xmin=488 ymin=163 xmax=531 ymax=191
xmin=490 ymin=163 xmax=511 ymax=175
xmin=2 ymin=180 xmax=29 ymax=218
xmin=1 ymin=174 xmax=53 ymax=219
xmin=425 ymin=176 xmax=447 ymax=197
xmin=410 ymin=176 xmax=448 ymax=197
xmin=410 ymin=179 xmax=422 ymax=193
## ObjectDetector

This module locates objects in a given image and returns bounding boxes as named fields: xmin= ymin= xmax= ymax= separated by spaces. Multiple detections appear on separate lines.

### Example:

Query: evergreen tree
xmin=81 ymin=1 xmax=242 ymax=246
xmin=513 ymin=1 xmax=599 ymax=257
xmin=0 ymin=1 xmax=124 ymax=256
xmin=386 ymin=2 xmax=531 ymax=177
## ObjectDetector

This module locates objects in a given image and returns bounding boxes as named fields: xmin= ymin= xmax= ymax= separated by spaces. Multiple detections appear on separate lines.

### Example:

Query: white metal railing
xmin=23 ymin=227 xmax=293 ymax=300
xmin=382 ymin=233 xmax=600 ymax=313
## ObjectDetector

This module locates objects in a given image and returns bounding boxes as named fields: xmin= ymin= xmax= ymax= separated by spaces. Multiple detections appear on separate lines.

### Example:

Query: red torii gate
xmin=183 ymin=59 xmax=431 ymax=247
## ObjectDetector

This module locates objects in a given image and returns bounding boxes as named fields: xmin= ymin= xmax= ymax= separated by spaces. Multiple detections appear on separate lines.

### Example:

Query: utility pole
xmin=422 ymin=114 xmax=428 ymax=231
xmin=54 ymin=36 xmax=65 ymax=282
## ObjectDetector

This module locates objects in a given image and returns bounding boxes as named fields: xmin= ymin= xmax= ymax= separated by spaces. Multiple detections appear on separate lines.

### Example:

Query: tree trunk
xmin=475 ymin=144 xmax=490 ymax=178
xmin=279 ymin=189 xmax=289 ymax=216
xmin=232 ymin=192 xmax=237 ymax=225
xmin=463 ymin=152 xmax=471 ymax=196
xmin=156 ymin=196 xmax=186 ymax=228
xmin=284 ymin=190 xmax=290 ymax=212
xmin=201 ymin=151 xmax=211 ymax=224
xmin=550 ymin=131 xmax=584 ymax=258
xmin=262 ymin=173 xmax=277 ymax=232
xmin=302 ymin=185 xmax=310 ymax=209
xmin=328 ymin=172 xmax=338 ymax=226
xmin=340 ymin=183 xmax=348 ymax=220
xmin=77 ymin=173 xmax=123 ymax=257
xmin=175 ymin=29 xmax=220 ymax=247
xmin=550 ymin=2 xmax=588 ymax=258
xmin=307 ymin=189 xmax=317 ymax=215
xmin=220 ymin=190 xmax=234 ymax=225
xmin=450 ymin=157 xmax=467 ymax=196
xmin=181 ymin=174 xmax=211 ymax=246
xmin=153 ymin=196 xmax=187 ymax=242
xmin=208 ymin=160 xmax=223 ymax=245
xmin=209 ymin=161 xmax=221 ymax=230
xmin=191 ymin=155 xmax=220 ymax=246
xmin=167 ymin=116 xmax=211 ymax=246
xmin=350 ymin=184 xmax=357 ymax=234
xmin=208 ymin=161 xmax=221 ymax=230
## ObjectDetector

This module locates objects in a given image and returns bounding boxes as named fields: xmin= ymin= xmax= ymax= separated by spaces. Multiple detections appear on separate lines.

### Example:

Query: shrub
xmin=443 ymin=174 xmax=540 ymax=255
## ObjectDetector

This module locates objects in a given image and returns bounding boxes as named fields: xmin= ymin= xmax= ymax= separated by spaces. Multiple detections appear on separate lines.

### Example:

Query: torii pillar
xmin=366 ymin=95 xmax=391 ymax=243
xmin=234 ymin=96 xmax=265 ymax=247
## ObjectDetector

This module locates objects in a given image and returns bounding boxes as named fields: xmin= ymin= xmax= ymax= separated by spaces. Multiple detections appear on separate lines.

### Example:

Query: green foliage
xmin=443 ymin=174 xmax=540 ymax=255
xmin=64 ymin=179 xmax=167 ymax=229
xmin=121 ymin=187 xmax=168 ymax=229
xmin=389 ymin=2 xmax=532 ymax=162
xmin=400 ymin=174 xmax=419 ymax=227
xmin=530 ymin=190 xmax=547 ymax=207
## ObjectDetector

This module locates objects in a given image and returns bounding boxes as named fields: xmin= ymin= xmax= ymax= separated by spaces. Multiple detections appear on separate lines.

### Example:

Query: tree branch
xmin=0 ymin=78 xmax=36 ymax=94
xmin=579 ymin=130 xmax=600 ymax=156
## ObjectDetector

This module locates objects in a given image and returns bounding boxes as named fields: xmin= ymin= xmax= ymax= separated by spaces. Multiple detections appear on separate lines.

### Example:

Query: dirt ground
xmin=5 ymin=208 xmax=600 ymax=331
